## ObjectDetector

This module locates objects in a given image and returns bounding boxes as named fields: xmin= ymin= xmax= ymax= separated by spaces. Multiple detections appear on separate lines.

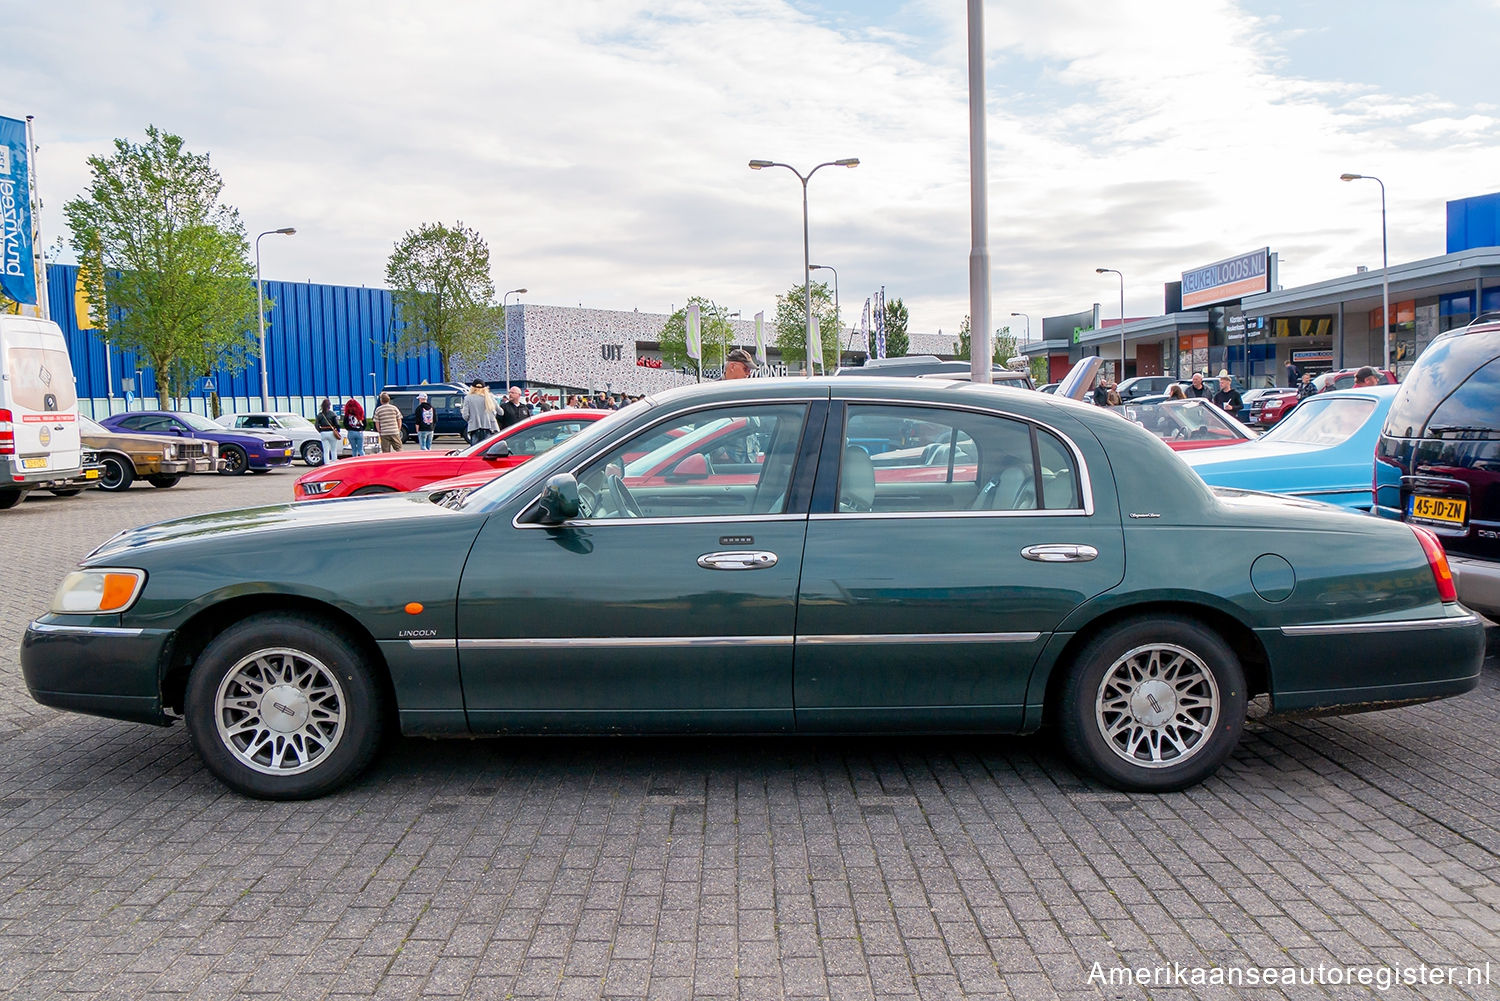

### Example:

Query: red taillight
xmin=1411 ymin=524 xmax=1458 ymax=603
xmin=0 ymin=408 xmax=13 ymax=456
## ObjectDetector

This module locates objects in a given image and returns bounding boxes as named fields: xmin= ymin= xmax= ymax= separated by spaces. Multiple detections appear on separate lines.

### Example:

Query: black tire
xmin=350 ymin=485 xmax=396 ymax=496
xmin=1058 ymin=615 xmax=1246 ymax=792
xmin=220 ymin=446 xmax=248 ymax=475
xmin=183 ymin=613 xmax=387 ymax=799
xmin=301 ymin=441 xmax=324 ymax=466
xmin=248 ymin=467 xmax=270 ymax=474
xmin=99 ymin=455 xmax=135 ymax=492
xmin=49 ymin=488 xmax=84 ymax=497
xmin=0 ymin=490 xmax=22 ymax=509
xmin=147 ymin=475 xmax=181 ymax=488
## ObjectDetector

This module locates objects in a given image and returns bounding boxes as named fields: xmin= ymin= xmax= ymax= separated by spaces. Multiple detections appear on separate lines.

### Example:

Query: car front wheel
xmin=1058 ymin=616 xmax=1246 ymax=792
xmin=302 ymin=441 xmax=324 ymax=466
xmin=148 ymin=475 xmax=181 ymax=488
xmin=99 ymin=455 xmax=135 ymax=491
xmin=220 ymin=446 xmax=248 ymax=475
xmin=184 ymin=614 xmax=387 ymax=799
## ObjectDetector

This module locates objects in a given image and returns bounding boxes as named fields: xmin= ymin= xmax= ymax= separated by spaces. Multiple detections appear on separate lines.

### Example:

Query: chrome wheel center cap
xmin=259 ymin=685 xmax=310 ymax=733
xmin=1130 ymin=680 xmax=1176 ymax=728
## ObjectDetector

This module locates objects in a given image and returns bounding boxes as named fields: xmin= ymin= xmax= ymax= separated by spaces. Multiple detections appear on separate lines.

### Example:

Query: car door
xmin=794 ymin=400 xmax=1125 ymax=731
xmin=457 ymin=400 xmax=825 ymax=733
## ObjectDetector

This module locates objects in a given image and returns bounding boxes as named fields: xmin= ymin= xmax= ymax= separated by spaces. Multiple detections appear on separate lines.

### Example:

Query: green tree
xmin=775 ymin=280 xmax=839 ymax=372
xmin=657 ymin=297 xmax=736 ymax=372
xmin=953 ymin=319 xmax=1020 ymax=368
xmin=385 ymin=221 xmax=502 ymax=381
xmin=63 ymin=126 xmax=258 ymax=407
xmin=882 ymin=296 xmax=909 ymax=358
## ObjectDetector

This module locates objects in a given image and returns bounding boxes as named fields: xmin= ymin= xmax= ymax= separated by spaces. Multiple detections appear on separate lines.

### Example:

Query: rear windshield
xmin=1423 ymin=357 xmax=1500 ymax=437
xmin=4 ymin=346 xmax=77 ymax=411
xmin=1384 ymin=332 xmax=1500 ymax=438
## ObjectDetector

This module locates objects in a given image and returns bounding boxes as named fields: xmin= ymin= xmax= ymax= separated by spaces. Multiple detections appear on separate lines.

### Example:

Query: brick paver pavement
xmin=0 ymin=470 xmax=1497 ymax=999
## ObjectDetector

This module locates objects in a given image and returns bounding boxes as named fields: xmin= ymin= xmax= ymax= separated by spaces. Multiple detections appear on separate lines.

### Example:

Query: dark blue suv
xmin=1375 ymin=317 xmax=1500 ymax=619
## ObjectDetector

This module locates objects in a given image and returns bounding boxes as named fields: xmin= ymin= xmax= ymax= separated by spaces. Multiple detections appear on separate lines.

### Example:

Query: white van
xmin=0 ymin=316 xmax=82 ymax=509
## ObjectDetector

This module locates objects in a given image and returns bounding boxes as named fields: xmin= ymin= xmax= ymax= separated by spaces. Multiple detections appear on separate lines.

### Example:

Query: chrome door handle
xmin=697 ymin=550 xmax=778 ymax=571
xmin=1021 ymin=544 xmax=1099 ymax=563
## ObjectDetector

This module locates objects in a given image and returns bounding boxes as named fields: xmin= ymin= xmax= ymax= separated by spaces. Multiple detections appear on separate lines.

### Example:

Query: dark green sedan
xmin=21 ymin=378 xmax=1484 ymax=799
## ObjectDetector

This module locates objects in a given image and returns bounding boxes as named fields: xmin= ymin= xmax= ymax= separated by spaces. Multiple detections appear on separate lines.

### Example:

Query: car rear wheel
xmin=302 ymin=441 xmax=324 ymax=466
xmin=0 ymin=490 xmax=22 ymax=509
xmin=148 ymin=475 xmax=181 ymax=488
xmin=1058 ymin=616 xmax=1246 ymax=792
xmin=184 ymin=614 xmax=387 ymax=799
xmin=99 ymin=455 xmax=135 ymax=491
xmin=49 ymin=488 xmax=84 ymax=497
xmin=220 ymin=446 xmax=248 ymax=475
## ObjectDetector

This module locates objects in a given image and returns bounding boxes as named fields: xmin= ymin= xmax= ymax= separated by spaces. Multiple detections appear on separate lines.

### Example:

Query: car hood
xmin=82 ymin=429 xmax=208 ymax=451
xmin=86 ymin=492 xmax=455 ymax=562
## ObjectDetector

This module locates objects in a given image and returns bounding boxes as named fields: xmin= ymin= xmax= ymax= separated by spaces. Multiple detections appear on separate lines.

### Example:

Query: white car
xmin=216 ymin=411 xmax=379 ymax=465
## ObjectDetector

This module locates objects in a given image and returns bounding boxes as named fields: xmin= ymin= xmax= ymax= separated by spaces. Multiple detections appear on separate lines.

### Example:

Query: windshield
xmin=80 ymin=416 xmax=106 ymax=434
xmin=1259 ymin=396 xmax=1375 ymax=446
xmin=277 ymin=414 xmax=314 ymax=429
xmin=455 ymin=399 xmax=650 ymax=509
xmin=1111 ymin=399 xmax=1248 ymax=442
xmin=178 ymin=412 xmax=223 ymax=432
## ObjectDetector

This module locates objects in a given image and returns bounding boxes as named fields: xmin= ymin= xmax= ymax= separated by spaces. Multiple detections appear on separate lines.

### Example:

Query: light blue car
xmin=1182 ymin=385 xmax=1398 ymax=511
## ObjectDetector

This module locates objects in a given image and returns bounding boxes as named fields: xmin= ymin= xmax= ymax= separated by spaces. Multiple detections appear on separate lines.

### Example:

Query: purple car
xmin=101 ymin=411 xmax=294 ymax=475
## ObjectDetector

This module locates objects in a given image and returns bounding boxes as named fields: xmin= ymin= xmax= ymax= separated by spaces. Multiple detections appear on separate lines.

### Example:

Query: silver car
xmin=216 ymin=411 xmax=380 ymax=465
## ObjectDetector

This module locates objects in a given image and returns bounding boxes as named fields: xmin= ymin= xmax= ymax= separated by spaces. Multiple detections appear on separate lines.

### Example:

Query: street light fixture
xmin=1095 ymin=269 xmax=1125 ymax=383
xmin=255 ymin=227 xmax=296 ymax=411
xmin=750 ymin=157 xmax=859 ymax=376
xmin=502 ymin=288 xmax=527 ymax=389
xmin=809 ymin=264 xmax=839 ymax=363
xmin=1340 ymin=173 xmax=1390 ymax=371
xmin=1010 ymin=311 xmax=1031 ymax=345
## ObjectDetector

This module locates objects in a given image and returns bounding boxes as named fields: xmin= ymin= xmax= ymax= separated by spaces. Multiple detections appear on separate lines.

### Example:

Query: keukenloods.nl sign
xmin=1181 ymin=248 xmax=1269 ymax=309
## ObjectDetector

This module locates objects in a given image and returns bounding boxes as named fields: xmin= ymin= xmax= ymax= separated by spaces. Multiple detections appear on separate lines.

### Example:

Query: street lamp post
xmin=502 ymin=288 xmax=527 ymax=389
xmin=1340 ymin=173 xmax=1390 ymax=371
xmin=749 ymin=157 xmax=859 ymax=376
xmin=255 ymin=227 xmax=296 ymax=411
xmin=809 ymin=264 xmax=838 ymax=364
xmin=1010 ymin=311 xmax=1031 ymax=345
xmin=1096 ymin=268 xmax=1125 ymax=382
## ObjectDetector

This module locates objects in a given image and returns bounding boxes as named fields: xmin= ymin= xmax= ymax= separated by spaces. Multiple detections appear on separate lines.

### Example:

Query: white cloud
xmin=14 ymin=0 xmax=1500 ymax=335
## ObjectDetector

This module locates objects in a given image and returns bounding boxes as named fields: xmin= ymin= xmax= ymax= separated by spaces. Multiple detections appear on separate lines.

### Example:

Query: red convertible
xmin=1107 ymin=399 xmax=1256 ymax=451
xmin=292 ymin=409 xmax=604 ymax=500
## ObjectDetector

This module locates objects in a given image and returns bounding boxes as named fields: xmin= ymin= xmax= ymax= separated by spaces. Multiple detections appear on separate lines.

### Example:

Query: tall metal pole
xmin=502 ymin=288 xmax=527 ymax=388
xmin=255 ymin=227 xmax=295 ymax=412
xmin=966 ymin=0 xmax=992 ymax=384
xmin=749 ymin=158 xmax=859 ymax=377
xmin=1096 ymin=268 xmax=1124 ymax=382
xmin=1010 ymin=312 xmax=1030 ymax=345
xmin=24 ymin=116 xmax=49 ymax=321
xmin=1341 ymin=173 xmax=1391 ymax=373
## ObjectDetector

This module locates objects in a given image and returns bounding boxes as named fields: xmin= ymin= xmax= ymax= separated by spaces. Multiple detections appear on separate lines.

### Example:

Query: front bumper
xmin=249 ymin=449 xmax=294 ymax=469
xmin=20 ymin=618 xmax=176 ymax=726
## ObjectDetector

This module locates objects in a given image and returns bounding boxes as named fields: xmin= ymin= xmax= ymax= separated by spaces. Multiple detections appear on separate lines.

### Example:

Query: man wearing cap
xmin=461 ymin=380 xmax=499 ymax=444
xmin=1212 ymin=370 xmax=1243 ymax=419
xmin=1185 ymin=372 xmax=1214 ymax=399
xmin=1355 ymin=366 xmax=1382 ymax=387
xmin=499 ymin=386 xmax=532 ymax=429
xmin=413 ymin=392 xmax=436 ymax=450
xmin=722 ymin=348 xmax=754 ymax=380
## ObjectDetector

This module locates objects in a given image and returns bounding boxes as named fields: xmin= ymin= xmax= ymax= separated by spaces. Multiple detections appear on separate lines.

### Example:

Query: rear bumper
xmin=21 ymin=618 xmax=175 ymax=726
xmin=1259 ymin=609 xmax=1485 ymax=714
xmin=1448 ymin=554 xmax=1500 ymax=620
xmin=2 ymin=455 xmax=85 ymax=489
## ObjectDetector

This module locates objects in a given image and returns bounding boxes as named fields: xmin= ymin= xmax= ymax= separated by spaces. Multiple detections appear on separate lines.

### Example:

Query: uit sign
xmin=1182 ymin=248 xmax=1270 ymax=309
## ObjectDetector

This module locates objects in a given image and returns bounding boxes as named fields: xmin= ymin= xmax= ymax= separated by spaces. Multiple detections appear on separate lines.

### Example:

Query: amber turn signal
xmin=404 ymin=602 xmax=424 ymax=615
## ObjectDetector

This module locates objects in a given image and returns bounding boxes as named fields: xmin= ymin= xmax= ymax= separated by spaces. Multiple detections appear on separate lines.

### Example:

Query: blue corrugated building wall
xmin=1447 ymin=192 xmax=1500 ymax=254
xmin=46 ymin=263 xmax=446 ymax=414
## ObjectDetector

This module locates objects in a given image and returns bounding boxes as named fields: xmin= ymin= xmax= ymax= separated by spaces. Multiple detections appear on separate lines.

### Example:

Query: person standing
xmin=1285 ymin=359 xmax=1299 ymax=388
xmin=722 ymin=348 xmax=754 ymax=380
xmin=1166 ymin=383 xmax=1186 ymax=400
xmin=462 ymin=380 xmax=499 ymax=444
xmin=1355 ymin=366 xmax=1382 ymax=387
xmin=343 ymin=397 xmax=367 ymax=457
xmin=413 ymin=392 xmax=436 ymax=450
xmin=499 ymin=386 xmax=532 ymax=429
xmin=315 ymin=398 xmax=342 ymax=465
xmin=1298 ymin=371 xmax=1317 ymax=400
xmin=373 ymin=392 xmax=404 ymax=452
xmin=1184 ymin=372 xmax=1213 ymax=398
xmin=1212 ymin=370 xmax=1243 ymax=419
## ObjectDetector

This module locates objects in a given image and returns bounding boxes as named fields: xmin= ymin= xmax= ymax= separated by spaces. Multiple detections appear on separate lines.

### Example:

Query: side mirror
xmin=536 ymin=473 xmax=581 ymax=524
xmin=486 ymin=440 xmax=512 ymax=459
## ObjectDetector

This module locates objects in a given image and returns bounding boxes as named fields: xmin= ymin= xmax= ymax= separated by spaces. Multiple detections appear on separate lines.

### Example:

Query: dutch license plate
xmin=1412 ymin=495 xmax=1466 ymax=525
xmin=284 ymin=449 xmax=292 ymax=457
xmin=85 ymin=470 xmax=99 ymax=479
xmin=21 ymin=457 xmax=46 ymax=469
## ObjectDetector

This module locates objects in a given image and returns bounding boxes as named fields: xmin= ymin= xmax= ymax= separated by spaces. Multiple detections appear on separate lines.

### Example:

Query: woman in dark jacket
xmin=315 ymin=399 xmax=341 ymax=466
xmin=343 ymin=397 xmax=367 ymax=457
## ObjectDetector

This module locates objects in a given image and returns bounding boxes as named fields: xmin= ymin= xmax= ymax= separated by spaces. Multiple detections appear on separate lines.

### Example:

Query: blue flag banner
xmin=0 ymin=115 xmax=36 ymax=306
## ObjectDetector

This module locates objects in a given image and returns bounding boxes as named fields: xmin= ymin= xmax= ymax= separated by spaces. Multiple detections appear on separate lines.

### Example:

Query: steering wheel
xmin=1189 ymin=427 xmax=1215 ymax=440
xmin=606 ymin=474 xmax=643 ymax=518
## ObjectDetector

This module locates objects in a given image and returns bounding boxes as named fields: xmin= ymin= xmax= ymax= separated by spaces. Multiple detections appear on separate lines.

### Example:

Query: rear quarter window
xmin=1385 ymin=333 xmax=1500 ymax=438
xmin=1425 ymin=357 xmax=1500 ymax=436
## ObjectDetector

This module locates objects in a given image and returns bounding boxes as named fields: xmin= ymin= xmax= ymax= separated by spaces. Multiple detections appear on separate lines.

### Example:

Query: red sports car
xmin=293 ymin=409 xmax=605 ymax=500
xmin=1107 ymin=399 xmax=1257 ymax=451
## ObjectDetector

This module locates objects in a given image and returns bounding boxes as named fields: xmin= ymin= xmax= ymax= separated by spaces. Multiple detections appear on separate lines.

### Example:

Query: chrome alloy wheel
xmin=213 ymin=648 xmax=347 ymax=776
xmin=1094 ymin=642 xmax=1220 ymax=769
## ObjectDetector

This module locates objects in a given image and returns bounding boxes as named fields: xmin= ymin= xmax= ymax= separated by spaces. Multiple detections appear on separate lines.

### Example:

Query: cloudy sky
xmin=14 ymin=0 xmax=1500 ymax=338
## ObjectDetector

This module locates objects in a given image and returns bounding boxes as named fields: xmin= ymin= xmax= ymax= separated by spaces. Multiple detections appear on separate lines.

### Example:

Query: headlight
xmin=163 ymin=443 xmax=177 ymax=460
xmin=51 ymin=568 xmax=146 ymax=614
xmin=301 ymin=481 xmax=339 ymax=496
